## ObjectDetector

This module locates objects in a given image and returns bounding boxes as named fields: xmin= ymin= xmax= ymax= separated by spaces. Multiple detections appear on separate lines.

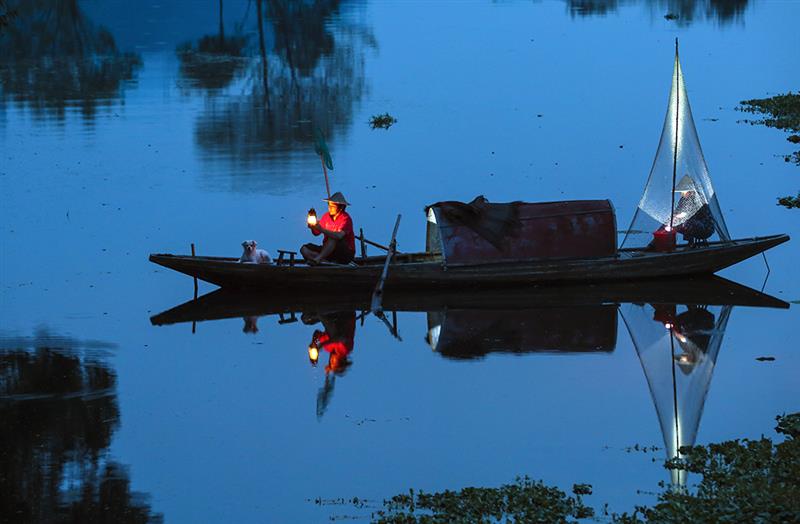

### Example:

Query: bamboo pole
xmin=669 ymin=38 xmax=679 ymax=231
xmin=320 ymin=154 xmax=331 ymax=199
xmin=191 ymin=243 xmax=198 ymax=334
xmin=371 ymin=215 xmax=401 ymax=315
xmin=359 ymin=227 xmax=367 ymax=259
xmin=191 ymin=243 xmax=198 ymax=298
xmin=357 ymin=233 xmax=391 ymax=252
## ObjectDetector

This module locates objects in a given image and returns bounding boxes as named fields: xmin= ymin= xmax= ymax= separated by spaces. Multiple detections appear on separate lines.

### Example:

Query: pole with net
xmin=669 ymin=38 xmax=680 ymax=231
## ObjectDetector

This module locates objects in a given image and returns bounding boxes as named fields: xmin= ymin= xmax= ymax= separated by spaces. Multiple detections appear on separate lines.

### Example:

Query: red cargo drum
xmin=652 ymin=228 xmax=676 ymax=252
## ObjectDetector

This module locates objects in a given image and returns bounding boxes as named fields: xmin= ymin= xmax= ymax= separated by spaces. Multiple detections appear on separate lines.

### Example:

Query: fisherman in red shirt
xmin=301 ymin=191 xmax=356 ymax=265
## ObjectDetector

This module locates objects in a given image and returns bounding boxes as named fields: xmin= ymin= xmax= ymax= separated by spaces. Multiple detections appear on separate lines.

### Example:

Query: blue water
xmin=1 ymin=1 xmax=798 ymax=521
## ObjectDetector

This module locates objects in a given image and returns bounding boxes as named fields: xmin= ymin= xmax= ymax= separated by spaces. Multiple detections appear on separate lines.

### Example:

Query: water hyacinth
xmin=369 ymin=113 xmax=398 ymax=130
xmin=373 ymin=414 xmax=800 ymax=523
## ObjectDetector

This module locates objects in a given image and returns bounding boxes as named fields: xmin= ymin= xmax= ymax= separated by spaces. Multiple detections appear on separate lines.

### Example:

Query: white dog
xmin=239 ymin=240 xmax=272 ymax=264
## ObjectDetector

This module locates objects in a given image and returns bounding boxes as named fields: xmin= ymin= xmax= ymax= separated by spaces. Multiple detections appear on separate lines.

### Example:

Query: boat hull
xmin=149 ymin=234 xmax=789 ymax=291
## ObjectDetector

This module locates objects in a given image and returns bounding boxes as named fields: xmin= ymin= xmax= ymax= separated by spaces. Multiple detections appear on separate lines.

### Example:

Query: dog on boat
xmin=239 ymin=240 xmax=272 ymax=264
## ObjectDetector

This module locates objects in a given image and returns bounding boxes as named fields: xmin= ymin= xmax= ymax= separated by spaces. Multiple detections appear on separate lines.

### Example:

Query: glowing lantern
xmin=307 ymin=208 xmax=318 ymax=226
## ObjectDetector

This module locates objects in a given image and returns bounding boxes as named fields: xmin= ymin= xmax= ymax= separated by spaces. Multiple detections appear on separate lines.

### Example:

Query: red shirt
xmin=314 ymin=210 xmax=355 ymax=252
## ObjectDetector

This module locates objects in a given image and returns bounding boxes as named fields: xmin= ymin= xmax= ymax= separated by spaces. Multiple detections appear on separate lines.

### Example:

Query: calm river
xmin=1 ymin=1 xmax=798 ymax=522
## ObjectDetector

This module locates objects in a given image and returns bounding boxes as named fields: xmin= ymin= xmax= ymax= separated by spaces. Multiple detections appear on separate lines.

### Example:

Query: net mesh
xmin=621 ymin=302 xmax=731 ymax=488
xmin=621 ymin=47 xmax=731 ymax=249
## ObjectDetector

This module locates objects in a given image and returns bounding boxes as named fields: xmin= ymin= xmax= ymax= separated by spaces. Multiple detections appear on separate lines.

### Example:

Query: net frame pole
xmin=669 ymin=39 xmax=680 ymax=230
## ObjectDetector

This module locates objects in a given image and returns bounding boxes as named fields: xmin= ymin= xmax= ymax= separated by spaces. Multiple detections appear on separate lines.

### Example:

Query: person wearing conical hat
xmin=301 ymin=191 xmax=356 ymax=265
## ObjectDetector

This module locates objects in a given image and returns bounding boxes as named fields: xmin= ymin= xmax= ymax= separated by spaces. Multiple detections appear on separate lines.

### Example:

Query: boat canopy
xmin=621 ymin=43 xmax=731 ymax=249
xmin=425 ymin=196 xmax=617 ymax=265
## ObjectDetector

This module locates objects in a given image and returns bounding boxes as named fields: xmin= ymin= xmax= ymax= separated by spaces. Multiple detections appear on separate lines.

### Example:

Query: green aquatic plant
xmin=738 ymin=93 xmax=800 ymax=167
xmin=614 ymin=412 xmax=800 ymax=523
xmin=738 ymin=92 xmax=800 ymax=133
xmin=777 ymin=193 xmax=800 ymax=209
xmin=369 ymin=113 xmax=398 ymax=130
xmin=371 ymin=413 xmax=800 ymax=524
xmin=372 ymin=477 xmax=594 ymax=523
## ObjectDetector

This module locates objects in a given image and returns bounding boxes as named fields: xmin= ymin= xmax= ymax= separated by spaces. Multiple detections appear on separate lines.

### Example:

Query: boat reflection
xmin=621 ymin=301 xmax=730 ymax=489
xmin=150 ymin=276 xmax=788 ymax=479
xmin=150 ymin=276 xmax=787 ymax=326
xmin=0 ymin=330 xmax=162 ymax=522
xmin=425 ymin=305 xmax=617 ymax=360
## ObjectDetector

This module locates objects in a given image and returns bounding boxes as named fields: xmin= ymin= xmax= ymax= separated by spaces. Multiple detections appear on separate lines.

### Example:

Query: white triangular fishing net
xmin=621 ymin=46 xmax=731 ymax=249
xmin=621 ymin=303 xmax=731 ymax=488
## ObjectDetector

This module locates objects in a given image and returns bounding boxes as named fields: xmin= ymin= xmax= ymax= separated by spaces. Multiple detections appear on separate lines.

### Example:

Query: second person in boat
xmin=301 ymin=191 xmax=356 ymax=265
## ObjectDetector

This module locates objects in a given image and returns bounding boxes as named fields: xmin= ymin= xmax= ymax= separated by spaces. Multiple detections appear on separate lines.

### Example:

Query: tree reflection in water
xmin=0 ymin=0 xmax=141 ymax=122
xmin=177 ymin=0 xmax=248 ymax=92
xmin=187 ymin=0 xmax=376 ymax=191
xmin=567 ymin=0 xmax=749 ymax=24
xmin=0 ymin=332 xmax=162 ymax=523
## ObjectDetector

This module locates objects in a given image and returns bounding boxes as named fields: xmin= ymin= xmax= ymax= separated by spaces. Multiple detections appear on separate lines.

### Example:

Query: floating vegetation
xmin=369 ymin=113 xmax=398 ymax=130
xmin=615 ymin=413 xmax=800 ymax=523
xmin=777 ymin=193 xmax=800 ymax=209
xmin=373 ymin=413 xmax=800 ymax=524
xmin=372 ymin=476 xmax=594 ymax=523
xmin=755 ymin=356 xmax=776 ymax=361
xmin=664 ymin=13 xmax=679 ymax=20
xmin=737 ymin=93 xmax=800 ymax=167
xmin=738 ymin=93 xmax=800 ymax=133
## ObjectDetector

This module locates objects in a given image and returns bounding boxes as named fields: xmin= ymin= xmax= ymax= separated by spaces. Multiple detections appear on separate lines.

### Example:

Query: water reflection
xmin=187 ymin=0 xmax=374 ymax=190
xmin=0 ymin=331 xmax=162 ymax=523
xmin=151 ymin=276 xmax=788 ymax=488
xmin=176 ymin=0 xmax=248 ymax=92
xmin=425 ymin=306 xmax=617 ymax=360
xmin=303 ymin=311 xmax=357 ymax=418
xmin=567 ymin=0 xmax=749 ymax=25
xmin=0 ymin=0 xmax=141 ymax=122
xmin=621 ymin=301 xmax=730 ymax=489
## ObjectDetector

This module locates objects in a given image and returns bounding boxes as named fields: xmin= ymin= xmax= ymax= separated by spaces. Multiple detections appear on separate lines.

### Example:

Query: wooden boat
xmin=149 ymin=233 xmax=788 ymax=292
xmin=151 ymin=47 xmax=791 ymax=292
xmin=150 ymin=275 xmax=789 ymax=327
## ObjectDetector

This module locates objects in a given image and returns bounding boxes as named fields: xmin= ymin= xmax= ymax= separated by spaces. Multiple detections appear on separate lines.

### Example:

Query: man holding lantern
xmin=301 ymin=191 xmax=356 ymax=265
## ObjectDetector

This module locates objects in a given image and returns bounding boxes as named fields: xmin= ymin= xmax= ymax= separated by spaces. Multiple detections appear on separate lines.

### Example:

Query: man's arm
xmin=318 ymin=225 xmax=345 ymax=240
xmin=309 ymin=223 xmax=345 ymax=240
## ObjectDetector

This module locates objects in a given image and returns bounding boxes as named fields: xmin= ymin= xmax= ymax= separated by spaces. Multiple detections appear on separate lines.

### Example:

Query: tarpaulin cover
xmin=427 ymin=196 xmax=616 ymax=264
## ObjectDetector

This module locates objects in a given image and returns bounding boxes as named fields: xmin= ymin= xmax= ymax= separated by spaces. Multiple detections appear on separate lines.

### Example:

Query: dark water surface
xmin=2 ymin=1 xmax=798 ymax=522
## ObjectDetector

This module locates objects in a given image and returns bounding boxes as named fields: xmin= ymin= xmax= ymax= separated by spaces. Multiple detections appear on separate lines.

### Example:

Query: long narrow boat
xmin=151 ymin=48 xmax=791 ymax=291
xmin=149 ymin=233 xmax=788 ymax=292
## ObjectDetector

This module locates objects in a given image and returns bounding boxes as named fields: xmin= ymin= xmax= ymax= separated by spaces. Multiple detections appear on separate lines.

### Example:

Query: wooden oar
xmin=371 ymin=214 xmax=401 ymax=316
